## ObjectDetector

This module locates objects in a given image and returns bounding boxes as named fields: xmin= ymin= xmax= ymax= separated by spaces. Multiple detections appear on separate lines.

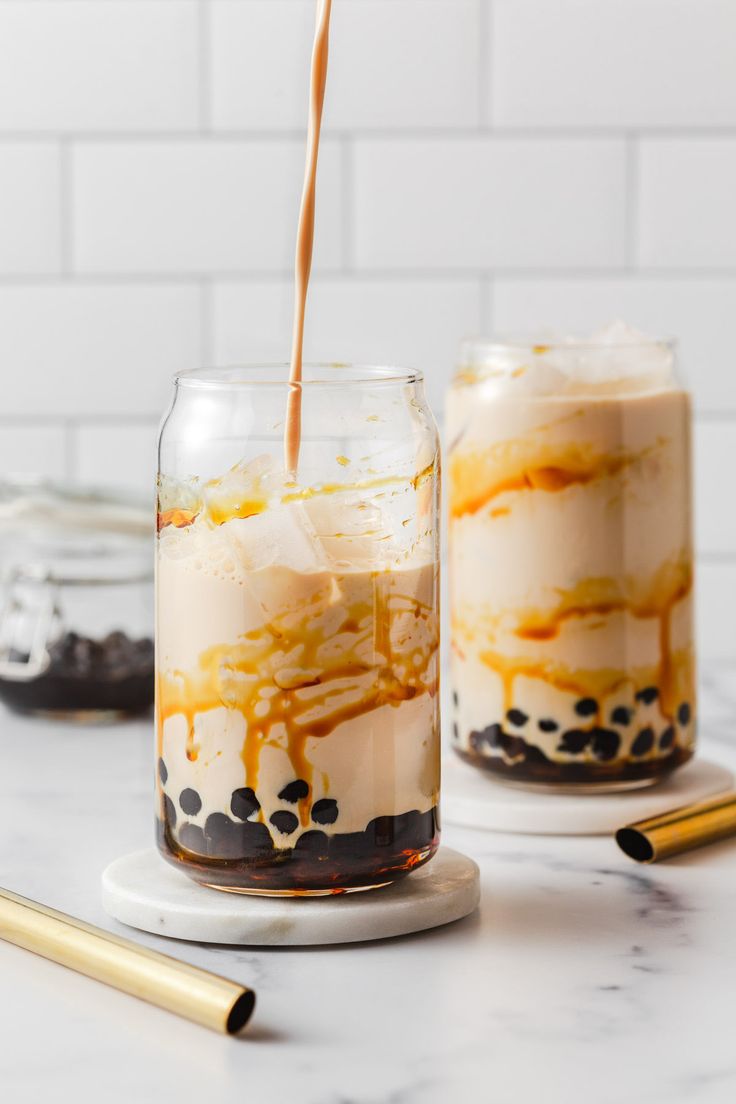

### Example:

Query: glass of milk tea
xmin=156 ymin=365 xmax=440 ymax=894
xmin=447 ymin=325 xmax=695 ymax=791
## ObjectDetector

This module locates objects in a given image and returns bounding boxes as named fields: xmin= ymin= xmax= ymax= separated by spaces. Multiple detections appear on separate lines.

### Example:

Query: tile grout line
xmin=198 ymin=0 xmax=212 ymax=134
xmin=340 ymin=136 xmax=355 ymax=273
xmin=481 ymin=274 xmax=493 ymax=333
xmin=0 ymin=415 xmax=164 ymax=429
xmin=59 ymin=138 xmax=73 ymax=275
xmin=9 ymin=267 xmax=736 ymax=285
xmin=3 ymin=128 xmax=736 ymax=143
xmin=63 ymin=418 xmax=77 ymax=482
xmin=624 ymin=133 xmax=640 ymax=271
xmin=200 ymin=279 xmax=213 ymax=366
xmin=478 ymin=0 xmax=491 ymax=129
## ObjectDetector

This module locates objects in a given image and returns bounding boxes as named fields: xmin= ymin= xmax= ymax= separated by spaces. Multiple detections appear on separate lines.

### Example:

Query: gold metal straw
xmin=616 ymin=791 xmax=736 ymax=864
xmin=0 ymin=885 xmax=255 ymax=1034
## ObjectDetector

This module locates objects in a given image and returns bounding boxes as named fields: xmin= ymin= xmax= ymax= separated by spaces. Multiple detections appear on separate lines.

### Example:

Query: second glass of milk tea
xmin=448 ymin=325 xmax=695 ymax=791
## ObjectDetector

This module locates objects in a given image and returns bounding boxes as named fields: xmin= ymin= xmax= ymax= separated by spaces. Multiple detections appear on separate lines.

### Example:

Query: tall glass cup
xmin=447 ymin=335 xmax=695 ymax=791
xmin=156 ymin=366 xmax=440 ymax=893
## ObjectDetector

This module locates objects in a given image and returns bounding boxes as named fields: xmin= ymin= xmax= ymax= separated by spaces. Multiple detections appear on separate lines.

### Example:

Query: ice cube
xmin=203 ymin=454 xmax=277 ymax=526
xmin=525 ymin=321 xmax=674 ymax=394
xmin=157 ymin=473 xmax=203 ymax=531
xmin=223 ymin=501 xmax=336 ymax=621
xmin=224 ymin=500 xmax=326 ymax=573
xmin=303 ymin=492 xmax=401 ymax=569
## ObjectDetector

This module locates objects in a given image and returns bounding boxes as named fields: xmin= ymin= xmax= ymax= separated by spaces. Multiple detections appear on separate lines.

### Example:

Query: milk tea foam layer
xmin=448 ymin=324 xmax=696 ymax=774
xmin=156 ymin=461 xmax=440 ymax=847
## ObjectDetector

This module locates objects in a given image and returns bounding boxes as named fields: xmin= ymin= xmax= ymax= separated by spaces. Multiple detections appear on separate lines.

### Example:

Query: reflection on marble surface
xmin=1 ymin=667 xmax=736 ymax=1102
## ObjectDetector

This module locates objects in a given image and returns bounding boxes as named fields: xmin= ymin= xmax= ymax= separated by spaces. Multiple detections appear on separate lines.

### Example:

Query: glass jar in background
xmin=0 ymin=480 xmax=154 ymax=721
xmin=447 ymin=329 xmax=695 ymax=791
xmin=156 ymin=365 xmax=441 ymax=895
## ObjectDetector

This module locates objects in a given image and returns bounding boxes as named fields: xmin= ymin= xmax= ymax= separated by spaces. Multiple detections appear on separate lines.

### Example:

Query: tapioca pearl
xmin=179 ymin=822 xmax=206 ymax=855
xmin=558 ymin=729 xmax=590 ymax=755
xmin=230 ymin=787 xmax=261 ymax=821
xmin=278 ymin=779 xmax=309 ymax=803
xmin=611 ymin=706 xmax=633 ymax=726
xmin=500 ymin=734 xmax=527 ymax=759
xmin=452 ymin=722 xmax=459 ymax=741
xmin=270 ymin=810 xmax=299 ymax=835
xmin=659 ymin=726 xmax=676 ymax=749
xmin=163 ymin=794 xmax=177 ymax=827
xmin=158 ymin=758 xmax=168 ymax=785
xmin=506 ymin=708 xmax=528 ymax=727
xmin=204 ymin=812 xmax=236 ymax=856
xmin=241 ymin=819 xmax=275 ymax=857
xmin=636 ymin=687 xmax=659 ymax=705
xmin=677 ymin=703 xmax=692 ymax=726
xmin=631 ymin=728 xmax=655 ymax=757
xmin=370 ymin=815 xmax=395 ymax=847
xmin=295 ymin=830 xmax=329 ymax=855
xmin=204 ymin=812 xmax=267 ymax=859
xmin=312 ymin=798 xmax=339 ymax=826
xmin=470 ymin=723 xmax=503 ymax=751
xmin=524 ymin=744 xmax=550 ymax=764
xmin=179 ymin=788 xmax=202 ymax=816
xmin=575 ymin=698 xmax=598 ymax=718
xmin=591 ymin=729 xmax=621 ymax=762
xmin=452 ymin=690 xmax=459 ymax=709
xmin=330 ymin=828 xmax=367 ymax=860
xmin=538 ymin=718 xmax=558 ymax=733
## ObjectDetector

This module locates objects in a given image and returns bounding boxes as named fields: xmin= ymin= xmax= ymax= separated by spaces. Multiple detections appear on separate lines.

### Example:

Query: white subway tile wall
xmin=0 ymin=144 xmax=61 ymax=273
xmin=210 ymin=1 xmax=481 ymax=131
xmin=491 ymin=0 xmax=736 ymax=129
xmin=73 ymin=422 xmax=159 ymax=496
xmin=211 ymin=278 xmax=482 ymax=415
xmin=353 ymin=138 xmax=627 ymax=270
xmin=0 ymin=0 xmax=733 ymax=660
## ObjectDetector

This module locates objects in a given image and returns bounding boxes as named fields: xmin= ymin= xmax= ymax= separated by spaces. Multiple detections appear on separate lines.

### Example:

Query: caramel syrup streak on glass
xmin=284 ymin=0 xmax=333 ymax=476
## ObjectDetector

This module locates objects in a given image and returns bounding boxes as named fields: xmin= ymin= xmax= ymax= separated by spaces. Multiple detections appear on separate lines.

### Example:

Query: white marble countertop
xmin=2 ymin=668 xmax=736 ymax=1104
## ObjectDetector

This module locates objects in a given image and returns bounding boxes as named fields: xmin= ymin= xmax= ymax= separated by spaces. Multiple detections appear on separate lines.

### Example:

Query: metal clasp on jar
xmin=0 ymin=565 xmax=61 ymax=681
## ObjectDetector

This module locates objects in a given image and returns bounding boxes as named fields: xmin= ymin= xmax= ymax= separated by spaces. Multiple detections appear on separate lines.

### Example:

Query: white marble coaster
xmin=102 ymin=847 xmax=480 ymax=946
xmin=442 ymin=755 xmax=734 ymax=837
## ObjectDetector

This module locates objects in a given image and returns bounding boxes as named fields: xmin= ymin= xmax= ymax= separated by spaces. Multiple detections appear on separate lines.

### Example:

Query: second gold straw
xmin=616 ymin=791 xmax=736 ymax=863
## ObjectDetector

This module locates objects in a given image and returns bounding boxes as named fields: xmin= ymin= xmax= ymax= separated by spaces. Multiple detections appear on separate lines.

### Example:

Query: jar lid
xmin=0 ymin=478 xmax=152 ymax=585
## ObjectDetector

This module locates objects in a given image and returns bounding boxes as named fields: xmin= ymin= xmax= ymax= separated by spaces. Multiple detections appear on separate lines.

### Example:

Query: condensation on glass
xmin=156 ymin=365 xmax=441 ymax=894
xmin=447 ymin=334 xmax=696 ymax=791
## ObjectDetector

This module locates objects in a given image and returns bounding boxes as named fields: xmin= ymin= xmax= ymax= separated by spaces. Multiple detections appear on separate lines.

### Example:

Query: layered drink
xmin=448 ymin=325 xmax=695 ymax=789
xmin=156 ymin=366 xmax=440 ymax=892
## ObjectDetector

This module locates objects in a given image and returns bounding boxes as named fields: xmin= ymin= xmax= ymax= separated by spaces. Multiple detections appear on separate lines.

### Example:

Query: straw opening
xmin=615 ymin=828 xmax=655 ymax=863
xmin=226 ymin=990 xmax=256 ymax=1035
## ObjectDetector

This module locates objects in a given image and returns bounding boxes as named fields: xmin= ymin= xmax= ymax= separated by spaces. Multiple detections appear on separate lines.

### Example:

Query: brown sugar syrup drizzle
xmin=157 ymin=572 xmax=439 ymax=827
xmin=450 ymin=442 xmax=694 ymax=734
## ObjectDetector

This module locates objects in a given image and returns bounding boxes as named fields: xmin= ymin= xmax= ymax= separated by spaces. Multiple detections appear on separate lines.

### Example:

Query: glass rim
xmin=174 ymin=363 xmax=424 ymax=390
xmin=460 ymin=334 xmax=677 ymax=356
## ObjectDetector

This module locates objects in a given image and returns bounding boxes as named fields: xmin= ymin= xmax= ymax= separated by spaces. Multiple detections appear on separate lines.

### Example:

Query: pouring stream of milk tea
xmin=284 ymin=0 xmax=333 ymax=476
